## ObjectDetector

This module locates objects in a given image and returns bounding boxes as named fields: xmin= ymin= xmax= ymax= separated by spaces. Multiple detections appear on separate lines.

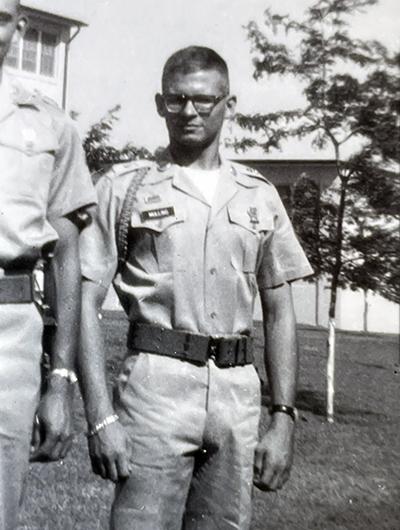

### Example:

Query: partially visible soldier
xmin=0 ymin=1 xmax=96 ymax=528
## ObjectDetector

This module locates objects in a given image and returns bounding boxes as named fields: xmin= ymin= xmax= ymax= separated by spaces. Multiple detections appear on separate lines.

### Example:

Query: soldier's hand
xmin=253 ymin=413 xmax=295 ymax=491
xmin=88 ymin=420 xmax=132 ymax=482
xmin=30 ymin=379 xmax=74 ymax=462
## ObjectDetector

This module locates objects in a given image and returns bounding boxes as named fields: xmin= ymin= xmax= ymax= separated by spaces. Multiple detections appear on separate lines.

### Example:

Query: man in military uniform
xmin=0 ymin=1 xmax=96 ymax=527
xmin=79 ymin=46 xmax=313 ymax=529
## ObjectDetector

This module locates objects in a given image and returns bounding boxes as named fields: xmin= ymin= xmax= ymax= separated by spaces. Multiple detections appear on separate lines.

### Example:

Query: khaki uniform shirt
xmin=0 ymin=78 xmax=96 ymax=268
xmin=80 ymin=152 xmax=313 ymax=335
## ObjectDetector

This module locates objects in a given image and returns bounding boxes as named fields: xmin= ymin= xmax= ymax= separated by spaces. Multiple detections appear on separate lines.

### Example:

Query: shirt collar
xmin=0 ymin=74 xmax=40 ymax=108
xmin=149 ymin=147 xmax=261 ymax=189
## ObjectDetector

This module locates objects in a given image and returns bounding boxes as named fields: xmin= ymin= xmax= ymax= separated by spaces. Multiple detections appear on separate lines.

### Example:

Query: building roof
xmin=233 ymin=158 xmax=338 ymax=189
xmin=21 ymin=1 xmax=88 ymax=27
xmin=232 ymin=158 xmax=336 ymax=165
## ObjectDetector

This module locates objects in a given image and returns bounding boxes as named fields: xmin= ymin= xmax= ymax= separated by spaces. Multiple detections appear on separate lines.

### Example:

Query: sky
xmin=62 ymin=0 xmax=399 ymax=159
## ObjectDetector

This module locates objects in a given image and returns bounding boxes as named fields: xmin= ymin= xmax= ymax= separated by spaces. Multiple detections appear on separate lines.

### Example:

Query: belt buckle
xmin=208 ymin=338 xmax=218 ymax=361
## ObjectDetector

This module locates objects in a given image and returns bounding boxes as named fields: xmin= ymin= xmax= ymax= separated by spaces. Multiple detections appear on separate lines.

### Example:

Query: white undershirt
xmin=183 ymin=167 xmax=221 ymax=205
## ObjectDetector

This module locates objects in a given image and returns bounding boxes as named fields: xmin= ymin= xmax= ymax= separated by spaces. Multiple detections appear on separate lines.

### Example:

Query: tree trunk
xmin=327 ymin=317 xmax=335 ymax=423
xmin=363 ymin=289 xmax=369 ymax=332
xmin=315 ymin=278 xmax=320 ymax=326
xmin=326 ymin=164 xmax=348 ymax=423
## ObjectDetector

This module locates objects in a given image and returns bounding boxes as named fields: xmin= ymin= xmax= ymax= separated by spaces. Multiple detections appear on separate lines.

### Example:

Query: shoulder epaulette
xmin=35 ymin=91 xmax=59 ymax=109
xmin=109 ymin=159 xmax=154 ymax=179
xmin=231 ymin=162 xmax=272 ymax=185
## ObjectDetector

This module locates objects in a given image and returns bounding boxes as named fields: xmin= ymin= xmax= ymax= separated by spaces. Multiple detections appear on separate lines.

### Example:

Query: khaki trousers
xmin=112 ymin=352 xmax=261 ymax=530
xmin=0 ymin=305 xmax=42 ymax=530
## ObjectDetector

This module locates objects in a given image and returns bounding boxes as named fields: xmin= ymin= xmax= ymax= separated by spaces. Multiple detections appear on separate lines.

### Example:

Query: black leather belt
xmin=0 ymin=272 xmax=34 ymax=304
xmin=127 ymin=323 xmax=254 ymax=368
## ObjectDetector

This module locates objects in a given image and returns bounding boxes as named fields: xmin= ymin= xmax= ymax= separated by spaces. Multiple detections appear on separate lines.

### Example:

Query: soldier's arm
xmin=78 ymin=279 xmax=131 ymax=482
xmin=31 ymin=216 xmax=80 ymax=461
xmin=253 ymin=282 xmax=298 ymax=491
xmin=51 ymin=216 xmax=81 ymax=372
xmin=79 ymin=279 xmax=114 ymax=423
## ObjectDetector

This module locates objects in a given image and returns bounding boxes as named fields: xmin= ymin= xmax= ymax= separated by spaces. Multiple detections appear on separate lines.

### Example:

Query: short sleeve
xmin=257 ymin=186 xmax=314 ymax=289
xmin=79 ymin=176 xmax=119 ymax=289
xmin=47 ymin=116 xmax=96 ymax=220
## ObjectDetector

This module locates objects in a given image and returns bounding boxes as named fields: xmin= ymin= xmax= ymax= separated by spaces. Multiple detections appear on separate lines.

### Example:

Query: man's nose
xmin=181 ymin=99 xmax=198 ymax=117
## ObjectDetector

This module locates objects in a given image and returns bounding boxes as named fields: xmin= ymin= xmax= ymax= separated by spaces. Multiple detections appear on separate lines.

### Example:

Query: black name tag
xmin=141 ymin=207 xmax=175 ymax=222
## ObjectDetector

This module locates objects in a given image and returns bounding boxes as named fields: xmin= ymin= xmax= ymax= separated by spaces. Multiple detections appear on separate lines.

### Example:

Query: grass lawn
xmin=19 ymin=312 xmax=400 ymax=529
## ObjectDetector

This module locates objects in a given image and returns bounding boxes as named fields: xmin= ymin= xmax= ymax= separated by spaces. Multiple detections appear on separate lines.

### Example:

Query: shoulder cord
xmin=116 ymin=166 xmax=150 ymax=271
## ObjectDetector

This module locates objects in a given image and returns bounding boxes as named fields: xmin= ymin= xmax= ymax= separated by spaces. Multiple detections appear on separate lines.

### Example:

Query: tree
xmin=82 ymin=105 xmax=153 ymax=174
xmin=235 ymin=0 xmax=399 ymax=421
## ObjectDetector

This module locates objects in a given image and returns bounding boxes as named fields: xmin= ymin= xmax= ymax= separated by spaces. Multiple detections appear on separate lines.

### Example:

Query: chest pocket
xmin=130 ymin=206 xmax=185 ymax=273
xmin=228 ymin=205 xmax=274 ymax=273
xmin=0 ymin=127 xmax=57 ymax=200
xmin=0 ymin=111 xmax=58 ymax=154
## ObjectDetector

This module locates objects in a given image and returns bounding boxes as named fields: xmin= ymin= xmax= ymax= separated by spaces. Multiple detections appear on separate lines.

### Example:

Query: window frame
xmin=5 ymin=20 xmax=60 ymax=80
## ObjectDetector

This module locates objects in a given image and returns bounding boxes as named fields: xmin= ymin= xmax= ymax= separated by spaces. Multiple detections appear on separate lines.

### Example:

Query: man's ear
xmin=225 ymin=95 xmax=237 ymax=119
xmin=155 ymin=93 xmax=167 ymax=118
xmin=16 ymin=15 xmax=28 ymax=35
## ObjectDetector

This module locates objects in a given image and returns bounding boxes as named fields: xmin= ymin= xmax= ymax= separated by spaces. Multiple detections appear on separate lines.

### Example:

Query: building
xmin=235 ymin=159 xmax=399 ymax=334
xmin=3 ymin=1 xmax=87 ymax=108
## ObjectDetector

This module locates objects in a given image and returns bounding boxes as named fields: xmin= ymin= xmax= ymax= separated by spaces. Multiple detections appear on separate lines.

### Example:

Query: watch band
xmin=87 ymin=414 xmax=120 ymax=438
xmin=270 ymin=404 xmax=298 ymax=422
xmin=50 ymin=368 xmax=78 ymax=384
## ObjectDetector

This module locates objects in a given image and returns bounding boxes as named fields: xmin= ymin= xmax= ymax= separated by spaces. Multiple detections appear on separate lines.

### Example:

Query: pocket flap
xmin=0 ymin=127 xmax=58 ymax=155
xmin=228 ymin=205 xmax=273 ymax=233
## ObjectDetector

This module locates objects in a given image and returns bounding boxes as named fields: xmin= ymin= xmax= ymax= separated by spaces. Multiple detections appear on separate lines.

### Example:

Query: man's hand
xmin=253 ymin=414 xmax=295 ymax=491
xmin=88 ymin=420 xmax=132 ymax=483
xmin=30 ymin=379 xmax=74 ymax=462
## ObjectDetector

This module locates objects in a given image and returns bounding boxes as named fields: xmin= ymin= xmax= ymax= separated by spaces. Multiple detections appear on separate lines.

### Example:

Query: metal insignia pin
xmin=247 ymin=207 xmax=259 ymax=230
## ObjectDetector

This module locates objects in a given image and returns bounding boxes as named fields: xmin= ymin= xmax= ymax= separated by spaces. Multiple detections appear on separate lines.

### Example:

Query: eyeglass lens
xmin=164 ymin=94 xmax=225 ymax=114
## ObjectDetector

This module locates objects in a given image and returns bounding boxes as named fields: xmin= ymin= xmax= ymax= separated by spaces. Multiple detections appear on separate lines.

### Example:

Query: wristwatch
xmin=270 ymin=404 xmax=298 ymax=422
xmin=50 ymin=368 xmax=78 ymax=384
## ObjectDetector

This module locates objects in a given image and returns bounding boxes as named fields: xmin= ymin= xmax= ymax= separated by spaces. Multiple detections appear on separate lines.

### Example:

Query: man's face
xmin=0 ymin=0 xmax=19 ymax=67
xmin=156 ymin=69 xmax=236 ymax=149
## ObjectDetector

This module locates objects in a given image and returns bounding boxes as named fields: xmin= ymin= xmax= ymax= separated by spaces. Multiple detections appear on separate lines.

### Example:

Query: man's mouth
xmin=181 ymin=124 xmax=202 ymax=131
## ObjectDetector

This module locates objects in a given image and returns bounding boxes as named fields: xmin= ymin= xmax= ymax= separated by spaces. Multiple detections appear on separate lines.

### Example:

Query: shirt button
xmin=210 ymin=312 xmax=217 ymax=319
xmin=210 ymin=268 xmax=217 ymax=275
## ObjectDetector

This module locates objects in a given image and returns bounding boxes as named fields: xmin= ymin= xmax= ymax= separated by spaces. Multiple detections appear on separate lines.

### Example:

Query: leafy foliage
xmin=82 ymin=105 xmax=153 ymax=174
xmin=239 ymin=0 xmax=400 ymax=310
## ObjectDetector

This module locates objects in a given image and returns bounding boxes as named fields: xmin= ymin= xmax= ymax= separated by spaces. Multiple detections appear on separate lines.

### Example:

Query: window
xmin=40 ymin=32 xmax=57 ymax=77
xmin=5 ymin=27 xmax=58 ymax=78
xmin=22 ymin=28 xmax=39 ymax=73
xmin=5 ymin=33 xmax=20 ymax=68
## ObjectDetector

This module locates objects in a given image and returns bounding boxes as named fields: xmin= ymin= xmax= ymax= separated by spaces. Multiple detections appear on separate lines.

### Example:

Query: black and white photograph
xmin=0 ymin=0 xmax=399 ymax=528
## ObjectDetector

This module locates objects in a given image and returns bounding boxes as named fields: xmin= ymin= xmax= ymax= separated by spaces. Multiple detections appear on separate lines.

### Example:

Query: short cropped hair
xmin=162 ymin=46 xmax=229 ymax=92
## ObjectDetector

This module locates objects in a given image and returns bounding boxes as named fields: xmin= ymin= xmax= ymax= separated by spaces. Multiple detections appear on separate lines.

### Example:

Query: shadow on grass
xmin=353 ymin=361 xmax=387 ymax=370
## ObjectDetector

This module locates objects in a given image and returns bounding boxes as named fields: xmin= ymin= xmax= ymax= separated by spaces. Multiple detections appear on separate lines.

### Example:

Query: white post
xmin=315 ymin=278 xmax=320 ymax=326
xmin=363 ymin=289 xmax=369 ymax=333
xmin=327 ymin=317 xmax=335 ymax=423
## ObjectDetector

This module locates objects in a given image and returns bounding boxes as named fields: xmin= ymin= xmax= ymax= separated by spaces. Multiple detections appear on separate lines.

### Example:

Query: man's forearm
xmin=50 ymin=217 xmax=81 ymax=372
xmin=78 ymin=281 xmax=116 ymax=426
xmin=261 ymin=283 xmax=298 ymax=407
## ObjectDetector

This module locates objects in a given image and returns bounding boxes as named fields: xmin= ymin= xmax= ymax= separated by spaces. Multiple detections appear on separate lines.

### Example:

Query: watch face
xmin=271 ymin=404 xmax=297 ymax=422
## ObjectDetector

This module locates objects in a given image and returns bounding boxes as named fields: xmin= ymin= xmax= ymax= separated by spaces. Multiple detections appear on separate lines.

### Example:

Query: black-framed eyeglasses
xmin=162 ymin=93 xmax=227 ymax=115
